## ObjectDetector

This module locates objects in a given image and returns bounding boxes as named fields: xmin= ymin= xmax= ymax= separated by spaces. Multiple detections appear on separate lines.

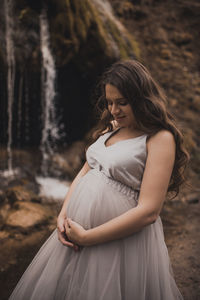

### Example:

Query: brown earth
xmin=161 ymin=199 xmax=200 ymax=300
xmin=0 ymin=205 xmax=58 ymax=300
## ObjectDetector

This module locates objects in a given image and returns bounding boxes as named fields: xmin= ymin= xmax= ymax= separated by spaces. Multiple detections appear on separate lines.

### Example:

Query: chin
xmin=115 ymin=120 xmax=124 ymax=126
xmin=116 ymin=120 xmax=128 ymax=127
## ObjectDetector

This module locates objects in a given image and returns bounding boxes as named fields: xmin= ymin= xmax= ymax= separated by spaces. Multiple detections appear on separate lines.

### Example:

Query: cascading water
xmin=24 ymin=77 xmax=29 ymax=143
xmin=4 ymin=0 xmax=15 ymax=175
xmin=17 ymin=75 xmax=23 ymax=144
xmin=39 ymin=9 xmax=60 ymax=175
xmin=91 ymin=0 xmax=125 ymax=32
xmin=91 ymin=0 xmax=135 ymax=58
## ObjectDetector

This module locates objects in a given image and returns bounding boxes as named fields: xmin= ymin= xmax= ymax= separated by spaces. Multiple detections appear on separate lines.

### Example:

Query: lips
xmin=114 ymin=116 xmax=125 ymax=121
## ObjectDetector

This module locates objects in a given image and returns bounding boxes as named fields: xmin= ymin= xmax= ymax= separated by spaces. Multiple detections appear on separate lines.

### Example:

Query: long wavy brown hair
xmin=90 ymin=59 xmax=189 ymax=197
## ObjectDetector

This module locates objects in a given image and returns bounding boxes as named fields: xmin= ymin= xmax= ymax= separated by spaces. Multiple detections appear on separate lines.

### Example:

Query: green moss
xmin=51 ymin=0 xmax=140 ymax=65
xmin=18 ymin=8 xmax=29 ymax=20
xmin=85 ymin=1 xmax=115 ymax=57
xmin=53 ymin=13 xmax=69 ymax=35
xmin=106 ymin=19 xmax=127 ymax=57
xmin=18 ymin=7 xmax=38 ymax=26
xmin=104 ymin=18 xmax=140 ymax=59
xmin=70 ymin=0 xmax=90 ymax=42
xmin=127 ymin=35 xmax=141 ymax=59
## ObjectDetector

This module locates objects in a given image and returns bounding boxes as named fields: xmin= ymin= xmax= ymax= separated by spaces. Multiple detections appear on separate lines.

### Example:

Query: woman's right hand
xmin=57 ymin=213 xmax=79 ymax=251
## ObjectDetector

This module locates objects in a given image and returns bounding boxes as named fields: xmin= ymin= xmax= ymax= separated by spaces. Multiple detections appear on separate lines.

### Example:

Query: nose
xmin=110 ymin=103 xmax=120 ymax=115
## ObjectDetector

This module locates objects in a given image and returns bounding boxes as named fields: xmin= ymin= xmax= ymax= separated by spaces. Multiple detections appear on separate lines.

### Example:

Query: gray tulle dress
xmin=9 ymin=128 xmax=183 ymax=300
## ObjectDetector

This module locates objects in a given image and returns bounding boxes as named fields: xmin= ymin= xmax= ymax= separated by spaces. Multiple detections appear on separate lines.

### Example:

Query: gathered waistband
xmin=89 ymin=168 xmax=139 ymax=201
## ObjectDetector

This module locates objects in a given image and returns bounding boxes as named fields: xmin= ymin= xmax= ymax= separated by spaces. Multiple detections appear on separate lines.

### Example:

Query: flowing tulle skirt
xmin=9 ymin=169 xmax=183 ymax=300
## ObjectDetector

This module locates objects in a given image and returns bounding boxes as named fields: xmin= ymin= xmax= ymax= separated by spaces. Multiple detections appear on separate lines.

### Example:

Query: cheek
xmin=125 ymin=106 xmax=134 ymax=118
xmin=107 ymin=105 xmax=112 ymax=113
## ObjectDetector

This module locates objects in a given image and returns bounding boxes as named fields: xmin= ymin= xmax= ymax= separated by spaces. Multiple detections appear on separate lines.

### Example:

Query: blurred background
xmin=0 ymin=0 xmax=200 ymax=299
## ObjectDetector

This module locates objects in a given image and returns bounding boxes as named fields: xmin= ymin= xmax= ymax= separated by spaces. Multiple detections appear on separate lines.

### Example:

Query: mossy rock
xmin=0 ymin=48 xmax=6 ymax=73
xmin=6 ymin=201 xmax=52 ymax=228
xmin=48 ymin=0 xmax=139 ymax=66
xmin=5 ymin=0 xmax=140 ymax=69
xmin=5 ymin=185 xmax=40 ymax=204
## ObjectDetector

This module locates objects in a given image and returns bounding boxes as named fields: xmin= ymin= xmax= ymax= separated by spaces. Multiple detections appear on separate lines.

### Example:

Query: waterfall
xmin=4 ymin=0 xmax=15 ymax=174
xmin=91 ymin=0 xmax=125 ymax=31
xmin=39 ymin=9 xmax=60 ymax=175
xmin=17 ymin=74 xmax=23 ymax=144
xmin=91 ymin=0 xmax=135 ymax=58
xmin=18 ymin=74 xmax=30 ymax=144
xmin=24 ymin=77 xmax=29 ymax=143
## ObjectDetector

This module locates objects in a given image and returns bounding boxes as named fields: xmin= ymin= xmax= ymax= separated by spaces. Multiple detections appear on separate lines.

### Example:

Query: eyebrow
xmin=106 ymin=97 xmax=125 ymax=101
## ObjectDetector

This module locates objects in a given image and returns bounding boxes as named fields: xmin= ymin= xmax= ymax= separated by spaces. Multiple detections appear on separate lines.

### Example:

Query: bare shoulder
xmin=147 ymin=130 xmax=176 ymax=154
xmin=147 ymin=130 xmax=175 ymax=145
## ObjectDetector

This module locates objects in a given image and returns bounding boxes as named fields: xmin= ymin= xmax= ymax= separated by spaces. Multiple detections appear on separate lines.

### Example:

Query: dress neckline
xmin=104 ymin=127 xmax=146 ymax=148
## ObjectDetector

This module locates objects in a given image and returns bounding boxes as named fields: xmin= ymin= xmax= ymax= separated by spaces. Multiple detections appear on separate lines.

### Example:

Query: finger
xmin=62 ymin=240 xmax=74 ymax=247
xmin=68 ymin=218 xmax=81 ymax=229
xmin=64 ymin=241 xmax=74 ymax=247
xmin=65 ymin=220 xmax=72 ymax=232
xmin=57 ymin=224 xmax=64 ymax=233
xmin=57 ymin=231 xmax=74 ymax=247
xmin=57 ymin=230 xmax=67 ymax=243
xmin=57 ymin=221 xmax=65 ymax=233
xmin=59 ymin=236 xmax=74 ymax=248
xmin=74 ymin=245 xmax=80 ymax=251
xmin=64 ymin=222 xmax=70 ymax=234
xmin=64 ymin=227 xmax=73 ymax=244
xmin=60 ymin=225 xmax=65 ymax=233
xmin=66 ymin=218 xmax=72 ymax=228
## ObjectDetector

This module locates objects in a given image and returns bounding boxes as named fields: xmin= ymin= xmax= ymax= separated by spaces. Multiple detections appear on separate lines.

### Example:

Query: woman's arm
xmin=65 ymin=130 xmax=175 ymax=246
xmin=57 ymin=161 xmax=90 ymax=247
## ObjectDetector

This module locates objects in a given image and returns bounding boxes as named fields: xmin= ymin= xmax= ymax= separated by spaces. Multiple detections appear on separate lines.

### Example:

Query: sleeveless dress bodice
xmin=86 ymin=128 xmax=147 ymax=191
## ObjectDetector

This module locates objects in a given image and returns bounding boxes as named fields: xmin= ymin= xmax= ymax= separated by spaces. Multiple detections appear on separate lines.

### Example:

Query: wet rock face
xmin=5 ymin=186 xmax=39 ymax=204
xmin=50 ymin=140 xmax=87 ymax=179
xmin=6 ymin=201 xmax=52 ymax=228
xmin=0 ymin=182 xmax=55 ymax=231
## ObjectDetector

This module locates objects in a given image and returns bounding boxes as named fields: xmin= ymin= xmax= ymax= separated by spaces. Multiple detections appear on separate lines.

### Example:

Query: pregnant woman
xmin=9 ymin=60 xmax=188 ymax=300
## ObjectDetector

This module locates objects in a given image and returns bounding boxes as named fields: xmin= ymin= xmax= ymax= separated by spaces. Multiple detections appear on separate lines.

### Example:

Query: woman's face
xmin=105 ymin=84 xmax=136 ymax=128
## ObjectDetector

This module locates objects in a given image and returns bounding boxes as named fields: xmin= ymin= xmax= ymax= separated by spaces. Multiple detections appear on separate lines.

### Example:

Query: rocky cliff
xmin=111 ymin=0 xmax=200 ymax=187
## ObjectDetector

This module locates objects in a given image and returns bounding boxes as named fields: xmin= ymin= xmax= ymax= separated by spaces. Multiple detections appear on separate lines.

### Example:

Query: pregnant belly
xmin=66 ymin=170 xmax=138 ymax=229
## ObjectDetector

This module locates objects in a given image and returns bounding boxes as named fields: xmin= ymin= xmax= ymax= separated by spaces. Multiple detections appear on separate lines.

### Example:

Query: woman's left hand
xmin=64 ymin=218 xmax=88 ymax=247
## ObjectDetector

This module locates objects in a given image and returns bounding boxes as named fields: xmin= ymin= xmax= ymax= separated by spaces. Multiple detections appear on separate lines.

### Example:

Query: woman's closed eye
xmin=107 ymin=99 xmax=128 ymax=106
xmin=119 ymin=101 xmax=128 ymax=106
